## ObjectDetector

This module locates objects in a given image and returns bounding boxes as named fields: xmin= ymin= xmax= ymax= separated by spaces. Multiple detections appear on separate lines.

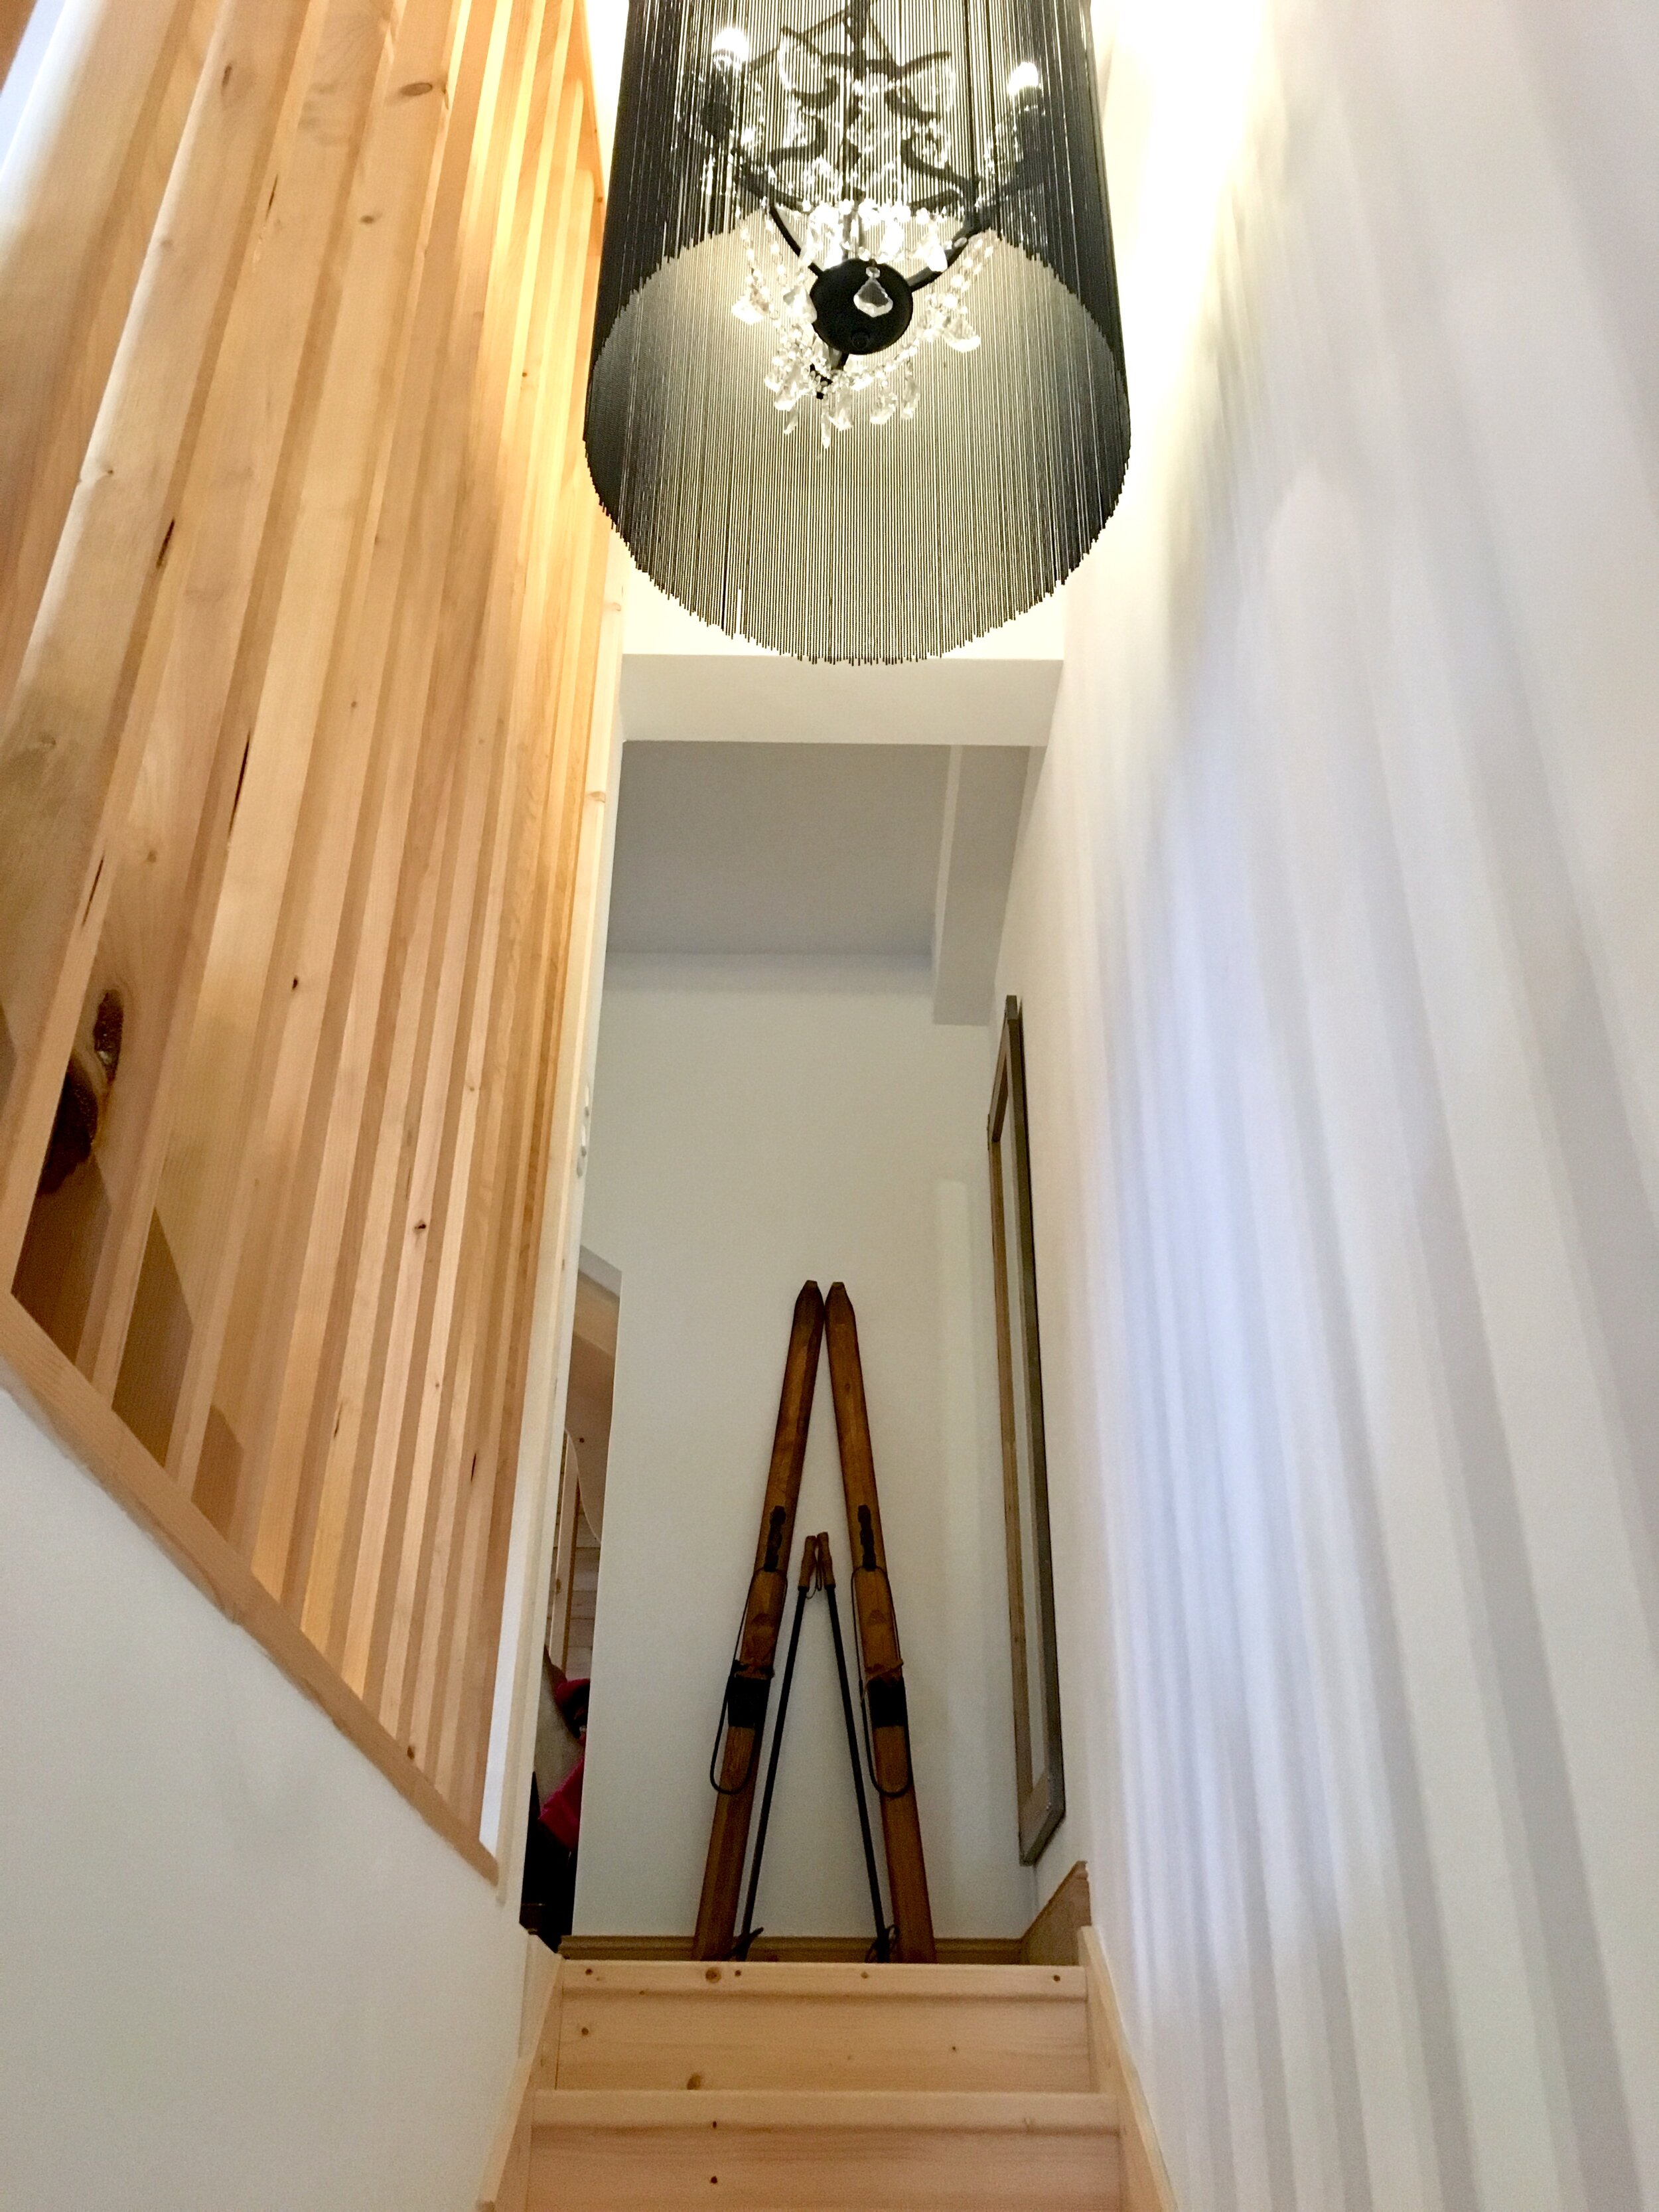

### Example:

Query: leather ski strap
xmin=693 ymin=1281 xmax=824 ymax=1958
xmin=824 ymin=1281 xmax=936 ymax=1962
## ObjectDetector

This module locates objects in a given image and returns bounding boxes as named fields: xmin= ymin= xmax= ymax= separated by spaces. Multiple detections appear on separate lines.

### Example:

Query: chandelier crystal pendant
xmin=585 ymin=0 xmax=1130 ymax=662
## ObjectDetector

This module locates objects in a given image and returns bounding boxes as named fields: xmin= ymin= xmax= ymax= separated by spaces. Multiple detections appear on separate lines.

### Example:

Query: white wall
xmin=575 ymin=964 xmax=1031 ymax=1941
xmin=0 ymin=1390 xmax=529 ymax=2212
xmin=1004 ymin=0 xmax=1659 ymax=2207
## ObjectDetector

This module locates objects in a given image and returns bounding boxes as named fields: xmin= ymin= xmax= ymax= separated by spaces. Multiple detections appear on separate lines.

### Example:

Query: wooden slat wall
xmin=0 ymin=0 xmax=612 ymax=1864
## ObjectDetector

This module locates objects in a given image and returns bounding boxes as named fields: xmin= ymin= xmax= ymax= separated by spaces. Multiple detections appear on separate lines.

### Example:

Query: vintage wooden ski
xmin=693 ymin=1280 xmax=825 ymax=1958
xmin=823 ymin=1281 xmax=937 ymax=1962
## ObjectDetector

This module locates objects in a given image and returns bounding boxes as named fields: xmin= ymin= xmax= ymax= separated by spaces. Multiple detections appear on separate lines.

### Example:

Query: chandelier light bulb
xmin=711 ymin=25 xmax=751 ymax=65
xmin=1007 ymin=60 xmax=1042 ymax=98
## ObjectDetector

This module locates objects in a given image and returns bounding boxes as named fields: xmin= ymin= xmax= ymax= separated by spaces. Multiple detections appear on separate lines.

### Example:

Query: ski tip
xmin=796 ymin=1279 xmax=825 ymax=1311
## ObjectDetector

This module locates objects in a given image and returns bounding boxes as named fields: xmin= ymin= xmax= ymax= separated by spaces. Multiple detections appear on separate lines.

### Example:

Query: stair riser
xmin=556 ymin=1995 xmax=1092 ymax=2092
xmin=528 ymin=2124 xmax=1120 ymax=2209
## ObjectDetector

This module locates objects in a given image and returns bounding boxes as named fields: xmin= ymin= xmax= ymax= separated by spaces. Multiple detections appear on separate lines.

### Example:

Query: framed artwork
xmin=987 ymin=997 xmax=1065 ymax=1864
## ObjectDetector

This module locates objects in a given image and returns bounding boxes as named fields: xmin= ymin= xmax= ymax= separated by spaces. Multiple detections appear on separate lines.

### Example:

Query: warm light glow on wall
xmin=1090 ymin=0 xmax=1268 ymax=450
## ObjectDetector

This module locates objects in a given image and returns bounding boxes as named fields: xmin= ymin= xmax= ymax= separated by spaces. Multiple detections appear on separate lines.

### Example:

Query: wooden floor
xmin=518 ymin=1960 xmax=1121 ymax=2210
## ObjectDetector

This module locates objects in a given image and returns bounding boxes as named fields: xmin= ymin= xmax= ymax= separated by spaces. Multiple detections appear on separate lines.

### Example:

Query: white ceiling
xmin=607 ymin=743 xmax=949 ymax=960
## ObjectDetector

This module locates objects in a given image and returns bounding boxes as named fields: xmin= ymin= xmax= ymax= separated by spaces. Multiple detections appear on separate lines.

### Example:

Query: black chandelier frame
xmin=584 ymin=0 xmax=1131 ymax=663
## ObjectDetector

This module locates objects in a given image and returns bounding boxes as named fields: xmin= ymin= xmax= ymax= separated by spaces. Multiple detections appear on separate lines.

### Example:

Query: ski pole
xmin=735 ymin=1530 xmax=819 ymax=1958
xmin=819 ymin=1532 xmax=891 ymax=1962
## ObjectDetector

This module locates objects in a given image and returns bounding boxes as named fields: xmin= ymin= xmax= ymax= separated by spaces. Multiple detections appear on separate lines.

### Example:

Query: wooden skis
xmin=693 ymin=1282 xmax=825 ymax=1958
xmin=824 ymin=1282 xmax=937 ymax=1962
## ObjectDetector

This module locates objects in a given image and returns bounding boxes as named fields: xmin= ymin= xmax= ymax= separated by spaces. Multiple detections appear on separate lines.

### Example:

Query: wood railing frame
xmin=0 ymin=0 xmax=615 ymax=1878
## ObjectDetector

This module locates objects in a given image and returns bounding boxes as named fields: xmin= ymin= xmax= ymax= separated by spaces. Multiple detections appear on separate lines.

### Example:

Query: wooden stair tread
xmin=524 ymin=2087 xmax=1121 ymax=2207
xmin=559 ymin=1962 xmax=1086 ymax=2000
xmin=532 ymin=2089 xmax=1119 ymax=2132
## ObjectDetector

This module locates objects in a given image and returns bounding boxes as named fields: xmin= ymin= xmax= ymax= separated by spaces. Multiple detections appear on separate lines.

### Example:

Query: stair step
xmin=526 ymin=2088 xmax=1121 ymax=2209
xmin=553 ymin=1961 xmax=1091 ymax=2093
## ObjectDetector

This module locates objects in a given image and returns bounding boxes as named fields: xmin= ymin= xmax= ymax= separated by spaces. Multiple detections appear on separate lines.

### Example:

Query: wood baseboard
xmin=1081 ymin=1925 xmax=1178 ymax=2212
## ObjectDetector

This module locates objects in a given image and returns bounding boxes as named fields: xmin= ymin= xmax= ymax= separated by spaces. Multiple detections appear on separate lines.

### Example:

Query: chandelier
xmin=585 ymin=0 xmax=1129 ymax=662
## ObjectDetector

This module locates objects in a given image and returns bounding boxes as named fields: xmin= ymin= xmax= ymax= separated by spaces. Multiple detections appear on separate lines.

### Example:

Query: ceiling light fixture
xmin=585 ymin=0 xmax=1130 ymax=662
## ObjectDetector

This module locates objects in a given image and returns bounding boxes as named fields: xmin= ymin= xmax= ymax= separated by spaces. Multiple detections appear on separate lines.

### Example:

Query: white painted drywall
xmin=1001 ymin=0 xmax=1659 ymax=2207
xmin=0 ymin=0 xmax=70 ymax=173
xmin=0 ymin=1389 xmax=529 ymax=2211
xmin=574 ymin=965 xmax=1031 ymax=1941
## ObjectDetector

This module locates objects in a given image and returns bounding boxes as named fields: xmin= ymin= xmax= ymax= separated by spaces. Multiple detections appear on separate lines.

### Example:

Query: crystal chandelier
xmin=585 ymin=0 xmax=1130 ymax=662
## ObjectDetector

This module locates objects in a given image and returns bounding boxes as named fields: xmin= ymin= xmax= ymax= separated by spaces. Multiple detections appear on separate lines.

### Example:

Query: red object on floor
xmin=540 ymin=1752 xmax=584 ymax=1850
xmin=551 ymin=1670 xmax=590 ymax=1730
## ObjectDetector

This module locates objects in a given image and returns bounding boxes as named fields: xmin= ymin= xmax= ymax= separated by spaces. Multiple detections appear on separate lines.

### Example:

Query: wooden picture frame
xmin=987 ymin=997 xmax=1065 ymax=1863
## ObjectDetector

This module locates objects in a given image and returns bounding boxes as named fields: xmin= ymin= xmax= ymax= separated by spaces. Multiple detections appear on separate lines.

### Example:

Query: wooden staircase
xmin=489 ymin=1958 xmax=1123 ymax=2209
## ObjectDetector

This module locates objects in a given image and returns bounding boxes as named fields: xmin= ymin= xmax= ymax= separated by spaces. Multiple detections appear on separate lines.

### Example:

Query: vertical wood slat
xmin=325 ymin=0 xmax=548 ymax=1700
xmin=291 ymin=0 xmax=545 ymax=1668
xmin=431 ymin=449 xmax=605 ymax=1791
xmin=203 ymin=0 xmax=554 ymax=1556
xmin=425 ymin=471 xmax=601 ymax=1796
xmin=347 ymin=0 xmax=565 ymax=1718
xmin=374 ymin=50 xmax=585 ymax=1739
xmin=152 ymin=0 xmax=479 ymax=1500
xmin=257 ymin=0 xmax=537 ymax=1616
xmin=70 ymin=0 xmax=403 ymax=1400
xmin=0 ymin=0 xmax=328 ymax=1276
xmin=395 ymin=111 xmax=591 ymax=1760
xmin=397 ymin=143 xmax=594 ymax=1764
xmin=457 ymin=485 xmax=621 ymax=1826
xmin=221 ymin=0 xmax=535 ymax=1578
xmin=0 ymin=0 xmax=208 ymax=725
xmin=0 ymin=0 xmax=614 ymax=1866
xmin=449 ymin=468 xmax=611 ymax=1816
xmin=441 ymin=464 xmax=605 ymax=1783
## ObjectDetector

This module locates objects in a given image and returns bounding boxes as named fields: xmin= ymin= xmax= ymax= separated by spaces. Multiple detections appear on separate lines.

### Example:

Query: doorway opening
xmin=522 ymin=1247 xmax=618 ymax=1945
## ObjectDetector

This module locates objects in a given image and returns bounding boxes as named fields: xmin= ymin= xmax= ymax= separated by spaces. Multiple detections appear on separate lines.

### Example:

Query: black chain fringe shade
xmin=585 ymin=0 xmax=1129 ymax=662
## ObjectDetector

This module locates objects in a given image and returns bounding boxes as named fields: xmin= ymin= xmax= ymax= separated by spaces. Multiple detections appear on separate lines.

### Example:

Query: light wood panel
xmin=283 ymin=0 xmax=534 ymax=1654
xmin=0 ymin=0 xmax=209 ymax=725
xmin=484 ymin=1954 xmax=1121 ymax=2212
xmin=554 ymin=1961 xmax=1092 ymax=2094
xmin=1022 ymin=1860 xmax=1093 ymax=1966
xmin=0 ymin=0 xmax=612 ymax=1869
xmin=66 ymin=0 xmax=401 ymax=1398
xmin=526 ymin=2089 xmax=1121 ymax=2210
xmin=0 ymin=0 xmax=326 ymax=1273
